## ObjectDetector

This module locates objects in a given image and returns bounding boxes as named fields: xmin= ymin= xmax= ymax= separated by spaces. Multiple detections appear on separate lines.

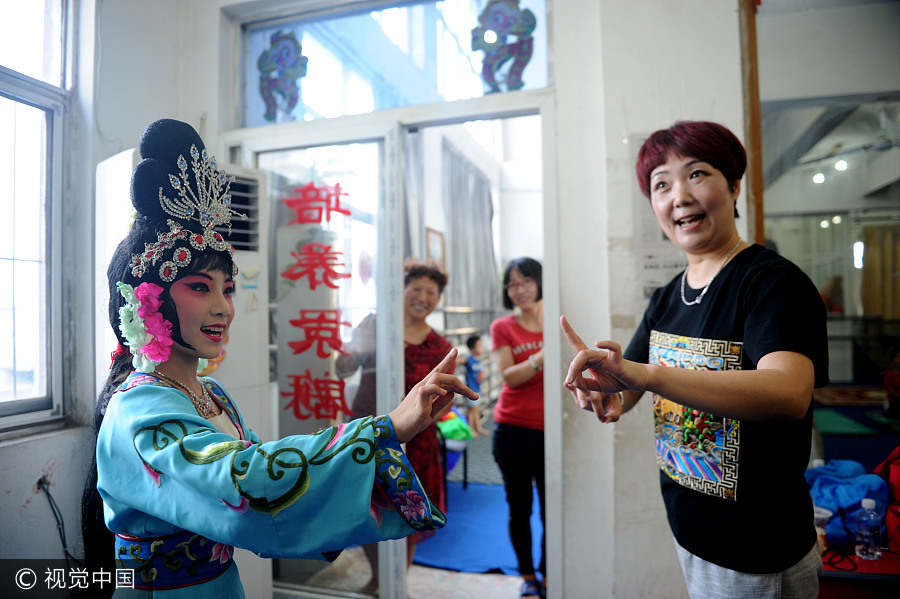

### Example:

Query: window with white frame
xmin=242 ymin=0 xmax=548 ymax=127
xmin=0 ymin=0 xmax=66 ymax=428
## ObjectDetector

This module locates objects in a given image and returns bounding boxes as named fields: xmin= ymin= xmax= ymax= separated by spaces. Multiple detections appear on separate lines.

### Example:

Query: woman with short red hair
xmin=561 ymin=121 xmax=827 ymax=599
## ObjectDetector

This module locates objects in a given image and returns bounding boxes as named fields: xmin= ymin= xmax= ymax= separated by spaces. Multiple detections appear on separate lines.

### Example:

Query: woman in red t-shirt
xmin=490 ymin=257 xmax=546 ymax=598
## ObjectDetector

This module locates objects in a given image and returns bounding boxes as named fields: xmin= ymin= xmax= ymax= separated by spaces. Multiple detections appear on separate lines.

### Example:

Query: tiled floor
xmin=413 ymin=416 xmax=523 ymax=598
xmin=298 ymin=546 xmax=522 ymax=598
xmin=446 ymin=411 xmax=503 ymax=486
xmin=408 ymin=563 xmax=522 ymax=599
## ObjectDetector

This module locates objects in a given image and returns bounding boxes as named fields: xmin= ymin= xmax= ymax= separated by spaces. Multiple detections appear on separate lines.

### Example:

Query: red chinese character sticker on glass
xmin=281 ymin=243 xmax=351 ymax=290
xmin=281 ymin=181 xmax=351 ymax=225
xmin=287 ymin=309 xmax=350 ymax=358
xmin=281 ymin=370 xmax=351 ymax=420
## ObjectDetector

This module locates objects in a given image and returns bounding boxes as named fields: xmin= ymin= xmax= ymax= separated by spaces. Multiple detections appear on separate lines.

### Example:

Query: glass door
xmin=247 ymin=124 xmax=407 ymax=598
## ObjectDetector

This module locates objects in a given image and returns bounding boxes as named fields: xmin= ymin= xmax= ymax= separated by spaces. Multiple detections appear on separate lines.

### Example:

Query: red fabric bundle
xmin=887 ymin=505 xmax=900 ymax=552
xmin=873 ymin=446 xmax=900 ymax=551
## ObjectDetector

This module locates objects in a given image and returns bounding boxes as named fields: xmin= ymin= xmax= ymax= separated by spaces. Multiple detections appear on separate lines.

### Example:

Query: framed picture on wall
xmin=425 ymin=227 xmax=445 ymax=269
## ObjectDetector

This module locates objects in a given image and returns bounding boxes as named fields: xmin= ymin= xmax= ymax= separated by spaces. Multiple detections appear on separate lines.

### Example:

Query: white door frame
xmin=219 ymin=87 xmax=562 ymax=599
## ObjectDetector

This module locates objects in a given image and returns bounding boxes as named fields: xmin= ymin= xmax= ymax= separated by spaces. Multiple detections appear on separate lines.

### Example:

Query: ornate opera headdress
xmin=110 ymin=119 xmax=247 ymax=371
xmin=128 ymin=121 xmax=245 ymax=282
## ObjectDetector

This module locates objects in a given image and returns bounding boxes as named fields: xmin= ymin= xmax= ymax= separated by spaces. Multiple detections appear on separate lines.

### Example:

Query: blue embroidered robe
xmin=96 ymin=373 xmax=444 ymax=597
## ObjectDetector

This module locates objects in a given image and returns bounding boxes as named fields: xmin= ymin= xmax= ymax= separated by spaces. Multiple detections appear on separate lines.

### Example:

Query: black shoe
xmin=520 ymin=579 xmax=544 ymax=598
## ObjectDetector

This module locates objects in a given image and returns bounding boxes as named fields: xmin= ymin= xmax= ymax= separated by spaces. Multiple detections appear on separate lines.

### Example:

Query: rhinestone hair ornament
xmin=128 ymin=133 xmax=245 ymax=282
xmin=160 ymin=144 xmax=242 ymax=233
xmin=129 ymin=219 xmax=235 ymax=282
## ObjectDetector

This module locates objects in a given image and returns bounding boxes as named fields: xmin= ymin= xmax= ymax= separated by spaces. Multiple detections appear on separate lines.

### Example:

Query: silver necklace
xmin=153 ymin=370 xmax=219 ymax=418
xmin=680 ymin=239 xmax=743 ymax=306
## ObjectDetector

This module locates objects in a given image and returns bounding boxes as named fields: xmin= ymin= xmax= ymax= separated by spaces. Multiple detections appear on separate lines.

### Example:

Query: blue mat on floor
xmin=413 ymin=481 xmax=542 ymax=574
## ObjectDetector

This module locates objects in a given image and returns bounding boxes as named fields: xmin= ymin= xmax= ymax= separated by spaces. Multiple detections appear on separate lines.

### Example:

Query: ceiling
xmin=762 ymin=97 xmax=900 ymax=188
xmin=798 ymin=101 xmax=900 ymax=165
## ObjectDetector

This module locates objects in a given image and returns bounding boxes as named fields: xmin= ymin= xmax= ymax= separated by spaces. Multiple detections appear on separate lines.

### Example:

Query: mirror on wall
xmin=762 ymin=97 xmax=900 ymax=385
xmin=754 ymin=3 xmax=900 ymax=589
xmin=760 ymin=92 xmax=900 ymax=489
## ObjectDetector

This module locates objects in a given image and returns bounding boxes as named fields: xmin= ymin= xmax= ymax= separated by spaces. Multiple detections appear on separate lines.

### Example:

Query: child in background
xmin=465 ymin=335 xmax=490 ymax=436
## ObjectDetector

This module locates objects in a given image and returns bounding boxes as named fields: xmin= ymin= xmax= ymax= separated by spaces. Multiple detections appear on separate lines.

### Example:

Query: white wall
xmin=499 ymin=186 xmax=543 ymax=264
xmin=757 ymin=2 xmax=900 ymax=102
xmin=92 ymin=0 xmax=183 ymax=165
xmin=552 ymin=1 xmax=616 ymax=593
xmin=0 ymin=428 xmax=95 ymax=558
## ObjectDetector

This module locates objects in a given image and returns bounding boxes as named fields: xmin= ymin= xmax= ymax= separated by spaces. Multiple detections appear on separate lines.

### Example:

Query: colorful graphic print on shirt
xmin=649 ymin=330 xmax=743 ymax=501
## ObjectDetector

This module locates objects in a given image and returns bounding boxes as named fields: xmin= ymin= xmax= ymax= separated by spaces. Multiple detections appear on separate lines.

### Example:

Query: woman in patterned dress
xmin=400 ymin=260 xmax=455 ymax=560
xmin=340 ymin=259 xmax=453 ymax=591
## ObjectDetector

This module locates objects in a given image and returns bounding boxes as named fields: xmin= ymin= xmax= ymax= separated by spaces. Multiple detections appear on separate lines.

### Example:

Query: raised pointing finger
xmin=420 ymin=382 xmax=453 ymax=400
xmin=565 ymin=348 xmax=601 ymax=387
xmin=427 ymin=372 xmax=479 ymax=401
xmin=560 ymin=315 xmax=588 ymax=351
xmin=428 ymin=348 xmax=459 ymax=376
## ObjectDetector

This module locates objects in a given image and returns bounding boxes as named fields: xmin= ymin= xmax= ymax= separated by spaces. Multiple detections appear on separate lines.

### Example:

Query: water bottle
xmin=854 ymin=498 xmax=882 ymax=560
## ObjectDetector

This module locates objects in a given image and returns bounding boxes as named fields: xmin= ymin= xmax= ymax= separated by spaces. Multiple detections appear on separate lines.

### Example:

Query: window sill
xmin=0 ymin=418 xmax=71 ymax=445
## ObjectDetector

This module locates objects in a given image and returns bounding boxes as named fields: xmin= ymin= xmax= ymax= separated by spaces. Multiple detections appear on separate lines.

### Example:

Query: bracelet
xmin=528 ymin=354 xmax=541 ymax=371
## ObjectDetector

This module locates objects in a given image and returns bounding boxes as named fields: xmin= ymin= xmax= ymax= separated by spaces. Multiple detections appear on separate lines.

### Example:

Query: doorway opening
xmin=257 ymin=113 xmax=544 ymax=597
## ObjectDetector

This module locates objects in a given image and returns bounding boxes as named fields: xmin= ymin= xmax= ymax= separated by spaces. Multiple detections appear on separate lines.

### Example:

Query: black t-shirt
xmin=624 ymin=244 xmax=828 ymax=573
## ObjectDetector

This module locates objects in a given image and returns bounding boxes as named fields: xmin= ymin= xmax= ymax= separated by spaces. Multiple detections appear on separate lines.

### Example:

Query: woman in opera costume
xmin=80 ymin=119 xmax=477 ymax=598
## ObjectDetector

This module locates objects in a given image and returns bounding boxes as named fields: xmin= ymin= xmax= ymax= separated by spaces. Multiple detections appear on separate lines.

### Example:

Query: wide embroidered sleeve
xmin=96 ymin=379 xmax=445 ymax=559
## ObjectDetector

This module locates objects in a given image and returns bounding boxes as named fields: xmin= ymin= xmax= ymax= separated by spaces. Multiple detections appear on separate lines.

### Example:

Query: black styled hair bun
xmin=130 ymin=118 xmax=205 ymax=226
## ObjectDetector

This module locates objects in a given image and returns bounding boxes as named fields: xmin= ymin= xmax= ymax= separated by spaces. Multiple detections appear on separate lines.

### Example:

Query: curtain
xmin=440 ymin=139 xmax=501 ymax=335
xmin=403 ymin=129 xmax=425 ymax=260
xmin=862 ymin=224 xmax=900 ymax=319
